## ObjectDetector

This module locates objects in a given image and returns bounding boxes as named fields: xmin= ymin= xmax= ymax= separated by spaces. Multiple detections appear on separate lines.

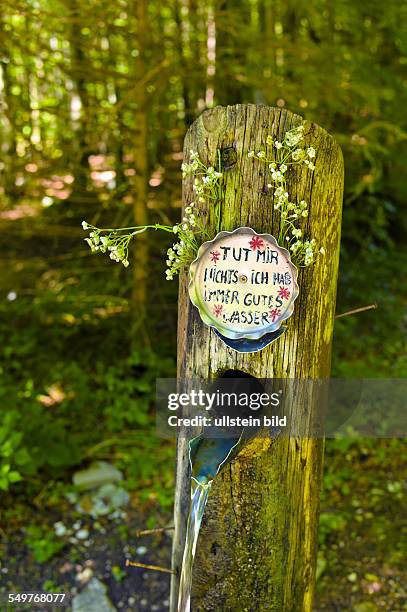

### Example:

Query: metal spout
xmin=187 ymin=372 xmax=269 ymax=484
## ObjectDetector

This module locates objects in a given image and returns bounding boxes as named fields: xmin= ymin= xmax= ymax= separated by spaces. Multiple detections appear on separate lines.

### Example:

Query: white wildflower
xmin=84 ymin=238 xmax=95 ymax=251
xmin=285 ymin=125 xmax=304 ymax=147
xmin=305 ymin=254 xmax=313 ymax=266
xmin=271 ymin=170 xmax=283 ymax=182
xmin=290 ymin=240 xmax=302 ymax=253
xmin=292 ymin=149 xmax=303 ymax=161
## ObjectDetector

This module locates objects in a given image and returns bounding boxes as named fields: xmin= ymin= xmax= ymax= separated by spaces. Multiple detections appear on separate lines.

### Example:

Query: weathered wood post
xmin=170 ymin=104 xmax=343 ymax=611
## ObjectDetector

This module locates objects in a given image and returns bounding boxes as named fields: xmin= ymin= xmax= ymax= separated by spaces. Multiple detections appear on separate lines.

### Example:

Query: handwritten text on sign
xmin=189 ymin=228 xmax=299 ymax=340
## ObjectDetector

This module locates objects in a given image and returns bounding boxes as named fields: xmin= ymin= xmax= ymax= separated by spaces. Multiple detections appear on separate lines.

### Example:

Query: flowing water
xmin=177 ymin=479 xmax=212 ymax=612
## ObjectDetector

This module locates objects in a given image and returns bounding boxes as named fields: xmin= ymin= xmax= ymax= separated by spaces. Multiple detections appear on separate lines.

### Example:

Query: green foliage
xmin=24 ymin=525 xmax=65 ymax=563
xmin=42 ymin=580 xmax=60 ymax=593
xmin=318 ymin=437 xmax=406 ymax=607
xmin=0 ymin=277 xmax=175 ymax=508
xmin=111 ymin=565 xmax=126 ymax=582
xmin=318 ymin=511 xmax=348 ymax=545
xmin=0 ymin=411 xmax=31 ymax=490
xmin=333 ymin=244 xmax=406 ymax=377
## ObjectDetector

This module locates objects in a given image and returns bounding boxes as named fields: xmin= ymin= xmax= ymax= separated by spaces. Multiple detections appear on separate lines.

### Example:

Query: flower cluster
xmin=82 ymin=222 xmax=132 ymax=267
xmin=165 ymin=151 xmax=223 ymax=280
xmin=182 ymin=150 xmax=223 ymax=212
xmin=165 ymin=204 xmax=199 ymax=280
xmin=248 ymin=124 xmax=323 ymax=267
xmin=81 ymin=151 xmax=222 ymax=279
xmin=81 ymin=221 xmax=175 ymax=268
xmin=82 ymin=130 xmax=321 ymax=276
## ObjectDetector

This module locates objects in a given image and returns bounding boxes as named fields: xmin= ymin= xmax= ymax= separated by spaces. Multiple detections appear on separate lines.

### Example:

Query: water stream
xmin=177 ymin=479 xmax=212 ymax=612
xmin=176 ymin=374 xmax=264 ymax=611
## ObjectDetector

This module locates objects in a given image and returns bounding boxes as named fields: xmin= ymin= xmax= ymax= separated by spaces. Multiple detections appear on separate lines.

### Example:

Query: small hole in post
xmin=214 ymin=370 xmax=266 ymax=421
xmin=220 ymin=146 xmax=237 ymax=170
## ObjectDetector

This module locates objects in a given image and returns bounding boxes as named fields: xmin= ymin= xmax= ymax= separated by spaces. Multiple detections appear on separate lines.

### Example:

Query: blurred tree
xmin=131 ymin=0 xmax=149 ymax=332
xmin=0 ymin=14 xmax=17 ymax=203
xmin=66 ymin=0 xmax=94 ymax=205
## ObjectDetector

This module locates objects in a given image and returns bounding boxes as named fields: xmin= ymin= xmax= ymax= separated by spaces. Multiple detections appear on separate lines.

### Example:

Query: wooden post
xmin=170 ymin=104 xmax=343 ymax=611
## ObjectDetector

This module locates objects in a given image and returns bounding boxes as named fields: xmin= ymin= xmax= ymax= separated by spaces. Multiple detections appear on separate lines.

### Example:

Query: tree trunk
xmin=171 ymin=104 xmax=343 ymax=611
xmin=214 ymin=1 xmax=254 ymax=105
xmin=66 ymin=0 xmax=99 ymax=208
xmin=131 ymin=0 xmax=149 ymax=332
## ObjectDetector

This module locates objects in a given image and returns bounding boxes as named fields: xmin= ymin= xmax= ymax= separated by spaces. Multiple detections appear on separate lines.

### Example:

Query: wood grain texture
xmin=170 ymin=104 xmax=343 ymax=612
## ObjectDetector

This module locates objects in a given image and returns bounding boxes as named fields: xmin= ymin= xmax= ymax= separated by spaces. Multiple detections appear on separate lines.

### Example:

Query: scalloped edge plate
xmin=188 ymin=227 xmax=299 ymax=341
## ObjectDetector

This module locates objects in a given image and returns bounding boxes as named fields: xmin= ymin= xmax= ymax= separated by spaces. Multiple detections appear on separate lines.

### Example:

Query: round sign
xmin=189 ymin=227 xmax=299 ymax=341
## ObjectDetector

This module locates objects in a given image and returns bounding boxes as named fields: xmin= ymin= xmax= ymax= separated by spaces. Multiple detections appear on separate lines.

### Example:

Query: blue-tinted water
xmin=177 ymin=480 xmax=212 ymax=612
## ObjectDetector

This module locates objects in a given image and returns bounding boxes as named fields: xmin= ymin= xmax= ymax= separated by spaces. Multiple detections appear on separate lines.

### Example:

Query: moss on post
xmin=171 ymin=104 xmax=343 ymax=611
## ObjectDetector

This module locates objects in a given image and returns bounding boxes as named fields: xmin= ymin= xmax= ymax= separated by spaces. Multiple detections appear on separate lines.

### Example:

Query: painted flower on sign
xmin=269 ymin=308 xmax=281 ymax=322
xmin=213 ymin=304 xmax=223 ymax=317
xmin=248 ymin=236 xmax=264 ymax=251
xmin=278 ymin=286 xmax=290 ymax=300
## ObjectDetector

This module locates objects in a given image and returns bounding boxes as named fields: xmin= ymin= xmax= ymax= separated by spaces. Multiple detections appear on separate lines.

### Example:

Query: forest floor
xmin=315 ymin=439 xmax=406 ymax=611
xmin=0 ymin=206 xmax=405 ymax=611
xmin=1 ymin=438 xmax=405 ymax=612
xmin=1 ymin=506 xmax=172 ymax=612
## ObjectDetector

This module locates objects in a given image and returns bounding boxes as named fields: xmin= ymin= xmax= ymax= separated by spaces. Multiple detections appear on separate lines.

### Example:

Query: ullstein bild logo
xmin=167 ymin=413 xmax=287 ymax=429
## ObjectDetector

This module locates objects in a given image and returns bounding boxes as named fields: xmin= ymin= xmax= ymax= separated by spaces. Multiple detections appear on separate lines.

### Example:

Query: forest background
xmin=0 ymin=1 xmax=405 ymax=610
